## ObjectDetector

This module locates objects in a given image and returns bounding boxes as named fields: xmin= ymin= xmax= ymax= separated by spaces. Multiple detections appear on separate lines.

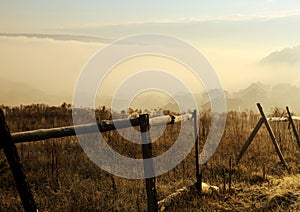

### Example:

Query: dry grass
xmin=0 ymin=104 xmax=300 ymax=211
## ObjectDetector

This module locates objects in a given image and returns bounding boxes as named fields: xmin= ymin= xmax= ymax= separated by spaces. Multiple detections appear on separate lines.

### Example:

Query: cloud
xmin=0 ymin=33 xmax=111 ymax=44
xmin=60 ymin=11 xmax=300 ymax=50
xmin=64 ymin=9 xmax=300 ymax=29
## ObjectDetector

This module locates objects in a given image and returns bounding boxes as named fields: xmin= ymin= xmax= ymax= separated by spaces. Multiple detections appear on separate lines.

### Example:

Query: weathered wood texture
xmin=236 ymin=118 xmax=264 ymax=164
xmin=140 ymin=114 xmax=158 ymax=212
xmin=158 ymin=184 xmax=195 ymax=212
xmin=158 ymin=182 xmax=219 ymax=211
xmin=267 ymin=116 xmax=300 ymax=122
xmin=193 ymin=110 xmax=201 ymax=194
xmin=0 ymin=108 xmax=38 ymax=212
xmin=7 ymin=114 xmax=192 ymax=145
xmin=11 ymin=118 xmax=140 ymax=144
xmin=257 ymin=103 xmax=289 ymax=171
xmin=286 ymin=106 xmax=300 ymax=149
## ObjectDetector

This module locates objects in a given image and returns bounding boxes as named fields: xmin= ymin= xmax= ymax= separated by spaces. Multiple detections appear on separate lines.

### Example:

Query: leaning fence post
xmin=236 ymin=118 xmax=264 ymax=164
xmin=229 ymin=157 xmax=232 ymax=192
xmin=0 ymin=108 xmax=38 ymax=212
xmin=193 ymin=110 xmax=202 ymax=194
xmin=257 ymin=103 xmax=289 ymax=171
xmin=139 ymin=114 xmax=158 ymax=212
xmin=286 ymin=106 xmax=300 ymax=149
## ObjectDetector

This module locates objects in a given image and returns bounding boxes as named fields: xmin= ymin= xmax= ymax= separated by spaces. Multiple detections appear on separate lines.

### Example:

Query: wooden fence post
xmin=0 ymin=108 xmax=38 ymax=212
xmin=257 ymin=103 xmax=289 ymax=171
xmin=229 ymin=157 xmax=232 ymax=193
xmin=193 ymin=110 xmax=202 ymax=194
xmin=236 ymin=103 xmax=289 ymax=172
xmin=286 ymin=106 xmax=300 ymax=149
xmin=139 ymin=114 xmax=158 ymax=212
xmin=236 ymin=118 xmax=264 ymax=164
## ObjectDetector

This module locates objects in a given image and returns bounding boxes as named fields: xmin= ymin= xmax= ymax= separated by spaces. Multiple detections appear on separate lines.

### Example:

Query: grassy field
xmin=0 ymin=104 xmax=300 ymax=211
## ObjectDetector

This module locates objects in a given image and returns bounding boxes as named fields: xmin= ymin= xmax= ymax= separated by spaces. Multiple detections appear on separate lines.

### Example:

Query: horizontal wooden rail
xmin=11 ymin=118 xmax=139 ymax=144
xmin=7 ymin=114 xmax=192 ymax=145
xmin=267 ymin=116 xmax=300 ymax=122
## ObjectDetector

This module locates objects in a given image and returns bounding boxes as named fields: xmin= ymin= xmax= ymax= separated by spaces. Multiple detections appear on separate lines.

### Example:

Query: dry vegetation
xmin=0 ymin=104 xmax=300 ymax=211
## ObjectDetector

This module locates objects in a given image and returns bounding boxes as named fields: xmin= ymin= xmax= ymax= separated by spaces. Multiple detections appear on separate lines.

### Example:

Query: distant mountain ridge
xmin=0 ymin=78 xmax=71 ymax=106
xmin=260 ymin=45 xmax=300 ymax=67
xmin=169 ymin=82 xmax=300 ymax=114
xmin=1 ymin=79 xmax=300 ymax=114
xmin=229 ymin=82 xmax=300 ymax=113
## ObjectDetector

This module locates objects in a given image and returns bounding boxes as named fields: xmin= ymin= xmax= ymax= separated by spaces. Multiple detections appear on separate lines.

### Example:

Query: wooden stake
xmin=286 ymin=106 xmax=300 ymax=149
xmin=139 ymin=114 xmax=158 ymax=212
xmin=236 ymin=118 xmax=264 ymax=164
xmin=257 ymin=103 xmax=289 ymax=171
xmin=222 ymin=168 xmax=226 ymax=194
xmin=193 ymin=110 xmax=202 ymax=195
xmin=229 ymin=157 xmax=232 ymax=192
xmin=0 ymin=109 xmax=38 ymax=212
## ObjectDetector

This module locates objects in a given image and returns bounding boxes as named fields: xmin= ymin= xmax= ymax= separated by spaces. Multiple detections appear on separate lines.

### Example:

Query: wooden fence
xmin=0 ymin=109 xmax=200 ymax=212
xmin=236 ymin=103 xmax=300 ymax=172
xmin=3 ymin=103 xmax=298 ymax=211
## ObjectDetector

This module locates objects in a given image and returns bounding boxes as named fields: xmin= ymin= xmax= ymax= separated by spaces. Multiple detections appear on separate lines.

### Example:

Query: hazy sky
xmin=2 ymin=0 xmax=300 ymax=31
xmin=1 ymin=1 xmax=300 ymax=105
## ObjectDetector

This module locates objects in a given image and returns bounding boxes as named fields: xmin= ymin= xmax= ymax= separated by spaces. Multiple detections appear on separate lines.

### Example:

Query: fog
xmin=0 ymin=34 xmax=299 ymax=107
